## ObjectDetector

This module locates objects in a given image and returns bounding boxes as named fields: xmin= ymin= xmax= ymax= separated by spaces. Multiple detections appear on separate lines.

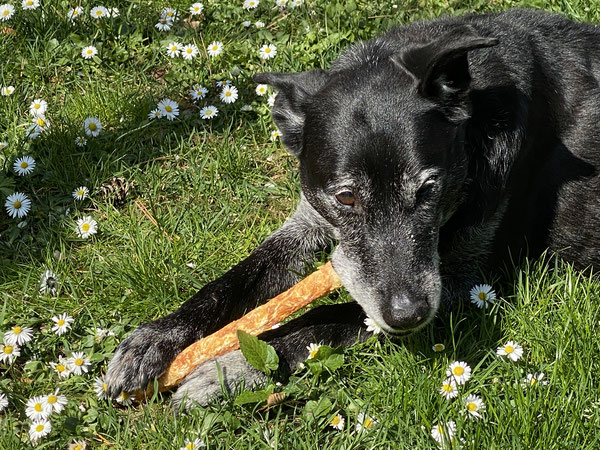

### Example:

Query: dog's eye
xmin=335 ymin=190 xmax=356 ymax=207
xmin=416 ymin=179 xmax=438 ymax=203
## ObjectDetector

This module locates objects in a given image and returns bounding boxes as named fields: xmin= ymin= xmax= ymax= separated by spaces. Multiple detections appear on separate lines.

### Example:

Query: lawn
xmin=1 ymin=0 xmax=599 ymax=448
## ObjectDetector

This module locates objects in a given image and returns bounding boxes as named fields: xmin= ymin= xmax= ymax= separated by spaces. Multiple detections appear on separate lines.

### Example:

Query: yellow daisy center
xmin=96 ymin=10 xmax=102 ymax=15
xmin=186 ymin=48 xmax=192 ymax=53
xmin=171 ymin=46 xmax=177 ymax=51
xmin=34 ymin=103 xmax=40 ymax=109
xmin=165 ymin=105 xmax=173 ymax=112
xmin=82 ymin=223 xmax=90 ymax=232
xmin=265 ymin=48 xmax=271 ymax=53
xmin=3 ymin=10 xmax=9 ymax=16
xmin=73 ymin=10 xmax=78 ymax=15
xmin=21 ymin=162 xmax=28 ymax=168
xmin=310 ymin=349 xmax=318 ymax=358
xmin=74 ymin=446 xmax=83 ymax=450
xmin=186 ymin=443 xmax=195 ymax=450
xmin=37 ymin=118 xmax=46 ymax=126
xmin=467 ymin=402 xmax=477 ymax=411
xmin=505 ymin=345 xmax=514 ymax=354
xmin=87 ymin=49 xmax=93 ymax=55
xmin=27 ymin=0 xmax=33 ymax=4
xmin=57 ymin=319 xmax=65 ymax=326
xmin=453 ymin=366 xmax=464 ymax=376
xmin=13 ymin=326 xmax=22 ymax=334
xmin=78 ymin=190 xmax=84 ymax=195
xmin=56 ymin=364 xmax=66 ymax=372
xmin=34 ymin=403 xmax=43 ymax=412
xmin=89 ymin=122 xmax=97 ymax=130
xmin=205 ymin=110 xmax=212 ymax=115
xmin=35 ymin=424 xmax=44 ymax=432
xmin=225 ymin=92 xmax=231 ymax=97
xmin=167 ymin=11 xmax=173 ymax=16
xmin=442 ymin=384 xmax=453 ymax=392
xmin=75 ymin=358 xmax=83 ymax=366
xmin=212 ymin=46 xmax=218 ymax=51
xmin=364 ymin=417 xmax=373 ymax=428
xmin=13 ymin=200 xmax=22 ymax=208
xmin=194 ymin=7 xmax=199 ymax=11
xmin=331 ymin=416 xmax=341 ymax=425
xmin=433 ymin=344 xmax=444 ymax=352
xmin=103 ymin=383 xmax=108 ymax=391
xmin=530 ymin=378 xmax=537 ymax=385
xmin=478 ymin=292 xmax=487 ymax=300
xmin=47 ymin=395 xmax=57 ymax=404
xmin=437 ymin=425 xmax=443 ymax=434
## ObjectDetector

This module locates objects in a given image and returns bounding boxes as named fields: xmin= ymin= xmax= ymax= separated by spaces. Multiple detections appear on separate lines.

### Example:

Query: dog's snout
xmin=382 ymin=293 xmax=429 ymax=330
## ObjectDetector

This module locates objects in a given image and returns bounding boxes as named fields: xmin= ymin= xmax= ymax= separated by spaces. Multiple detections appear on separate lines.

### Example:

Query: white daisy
xmin=4 ymin=325 xmax=33 ymax=346
xmin=33 ymin=116 xmax=50 ymax=130
xmin=0 ymin=342 xmax=19 ymax=363
xmin=276 ymin=0 xmax=287 ymax=6
xmin=72 ymin=186 xmax=89 ymax=200
xmin=496 ymin=340 xmax=523 ymax=362
xmin=26 ymin=123 xmax=42 ymax=139
xmin=329 ymin=414 xmax=345 ymax=431
xmin=69 ymin=439 xmax=87 ymax=450
xmin=25 ymin=396 xmax=52 ymax=421
xmin=215 ymin=80 xmax=231 ymax=88
xmin=83 ymin=117 xmax=102 ymax=137
xmin=90 ymin=6 xmax=109 ymax=19
xmin=42 ymin=389 xmax=68 ymax=414
xmin=157 ymin=98 xmax=179 ymax=120
xmin=446 ymin=361 xmax=471 ymax=385
xmin=180 ymin=438 xmax=205 ymax=450
xmin=207 ymin=41 xmax=223 ymax=57
xmin=68 ymin=351 xmax=91 ymax=375
xmin=189 ymin=2 xmax=204 ymax=15
xmin=166 ymin=41 xmax=182 ymax=58
xmin=0 ymin=141 xmax=7 ymax=150
xmin=243 ymin=0 xmax=259 ymax=9
xmin=39 ymin=269 xmax=58 ymax=296
xmin=432 ymin=343 xmax=445 ymax=352
xmin=22 ymin=0 xmax=40 ymax=10
xmin=93 ymin=376 xmax=109 ymax=399
xmin=67 ymin=6 xmax=83 ymax=21
xmin=0 ymin=3 xmax=15 ymax=21
xmin=240 ymin=104 xmax=253 ymax=111
xmin=0 ymin=393 xmax=8 ymax=412
xmin=161 ymin=7 xmax=178 ymax=20
xmin=259 ymin=44 xmax=277 ymax=60
xmin=200 ymin=106 xmax=218 ymax=119
xmin=255 ymin=21 xmax=265 ymax=28
xmin=306 ymin=343 xmax=321 ymax=360
xmin=290 ymin=0 xmax=303 ymax=6
xmin=189 ymin=84 xmax=208 ymax=100
xmin=5 ymin=192 xmax=32 ymax=219
xmin=81 ymin=46 xmax=98 ymax=59
xmin=109 ymin=7 xmax=119 ymax=17
xmin=51 ymin=313 xmax=74 ymax=336
xmin=267 ymin=92 xmax=277 ymax=107
xmin=29 ymin=99 xmax=47 ymax=117
xmin=181 ymin=44 xmax=199 ymax=60
xmin=148 ymin=108 xmax=162 ymax=119
xmin=242 ymin=20 xmax=251 ymax=27
xmin=29 ymin=419 xmax=52 ymax=442
xmin=76 ymin=216 xmax=98 ymax=239
xmin=95 ymin=328 xmax=115 ymax=339
xmin=431 ymin=421 xmax=456 ymax=445
xmin=50 ymin=356 xmax=72 ymax=378
xmin=522 ymin=372 xmax=548 ymax=388
xmin=116 ymin=391 xmax=133 ymax=406
xmin=356 ymin=412 xmax=377 ymax=432
xmin=155 ymin=17 xmax=173 ymax=31
xmin=1 ymin=85 xmax=15 ymax=95
xmin=463 ymin=394 xmax=485 ymax=419
xmin=270 ymin=129 xmax=281 ymax=141
xmin=439 ymin=378 xmax=458 ymax=400
xmin=219 ymin=85 xmax=238 ymax=104
xmin=470 ymin=284 xmax=496 ymax=309
xmin=75 ymin=136 xmax=87 ymax=147
xmin=13 ymin=156 xmax=36 ymax=176
xmin=255 ymin=84 xmax=268 ymax=96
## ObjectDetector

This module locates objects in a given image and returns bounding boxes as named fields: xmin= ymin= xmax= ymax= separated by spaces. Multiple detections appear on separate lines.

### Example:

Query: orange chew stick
xmin=136 ymin=262 xmax=341 ymax=399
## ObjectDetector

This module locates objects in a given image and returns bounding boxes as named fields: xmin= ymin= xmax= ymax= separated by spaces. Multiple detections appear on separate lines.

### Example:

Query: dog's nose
xmin=382 ymin=293 xmax=430 ymax=330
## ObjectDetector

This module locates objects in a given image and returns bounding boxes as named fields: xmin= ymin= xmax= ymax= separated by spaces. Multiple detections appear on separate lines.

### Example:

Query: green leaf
xmin=303 ymin=398 xmax=333 ymax=420
xmin=234 ymin=385 xmax=274 ymax=406
xmin=237 ymin=330 xmax=279 ymax=374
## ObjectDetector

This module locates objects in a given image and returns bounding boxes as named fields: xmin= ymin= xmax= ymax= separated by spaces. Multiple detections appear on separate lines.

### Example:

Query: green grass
xmin=1 ymin=0 xmax=599 ymax=448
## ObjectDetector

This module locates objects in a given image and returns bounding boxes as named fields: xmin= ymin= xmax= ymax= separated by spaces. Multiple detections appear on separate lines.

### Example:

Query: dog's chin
xmin=374 ymin=317 xmax=433 ymax=337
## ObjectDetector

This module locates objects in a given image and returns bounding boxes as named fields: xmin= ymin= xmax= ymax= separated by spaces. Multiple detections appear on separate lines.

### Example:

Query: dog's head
xmin=255 ymin=27 xmax=498 ymax=335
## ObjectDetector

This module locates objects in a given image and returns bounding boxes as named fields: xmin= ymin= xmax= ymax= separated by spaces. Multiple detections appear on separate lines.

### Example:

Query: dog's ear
xmin=392 ymin=27 xmax=498 ymax=121
xmin=253 ymin=70 xmax=328 ymax=157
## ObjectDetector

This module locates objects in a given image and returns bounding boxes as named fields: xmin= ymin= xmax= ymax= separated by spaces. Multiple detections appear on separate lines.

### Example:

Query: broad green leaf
xmin=237 ymin=330 xmax=279 ymax=374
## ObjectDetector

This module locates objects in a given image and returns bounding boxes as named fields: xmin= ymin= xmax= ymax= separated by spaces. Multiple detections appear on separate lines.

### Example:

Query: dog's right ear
xmin=253 ymin=70 xmax=328 ymax=157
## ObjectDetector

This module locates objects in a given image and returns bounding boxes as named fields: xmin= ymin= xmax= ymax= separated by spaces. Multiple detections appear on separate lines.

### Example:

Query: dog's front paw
xmin=105 ymin=319 xmax=187 ymax=397
xmin=172 ymin=350 xmax=267 ymax=409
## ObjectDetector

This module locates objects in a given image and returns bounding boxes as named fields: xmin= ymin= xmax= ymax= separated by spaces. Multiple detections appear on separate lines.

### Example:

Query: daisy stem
xmin=115 ymin=121 xmax=153 ymax=141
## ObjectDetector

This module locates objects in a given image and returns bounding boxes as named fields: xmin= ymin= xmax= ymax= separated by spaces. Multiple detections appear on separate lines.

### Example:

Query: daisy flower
xmin=431 ymin=421 xmax=456 ymax=445
xmin=5 ymin=192 xmax=32 ymax=219
xmin=42 ymin=389 xmax=68 ymax=414
xmin=189 ymin=84 xmax=208 ymax=100
xmin=219 ymin=85 xmax=238 ymax=103
xmin=259 ymin=44 xmax=277 ymax=60
xmin=306 ymin=343 xmax=321 ymax=359
xmin=83 ymin=117 xmax=102 ymax=137
xmin=157 ymin=98 xmax=179 ymax=120
xmin=26 ymin=123 xmax=41 ymax=139
xmin=463 ymin=394 xmax=485 ymax=419
xmin=67 ymin=6 xmax=83 ymax=21
xmin=166 ymin=41 xmax=182 ymax=58
xmin=69 ymin=440 xmax=87 ymax=450
xmin=33 ymin=116 xmax=50 ymax=130
xmin=215 ymin=80 xmax=231 ymax=88
xmin=116 ymin=391 xmax=133 ymax=406
xmin=4 ymin=325 xmax=33 ymax=346
xmin=356 ymin=412 xmax=377 ymax=432
xmin=72 ymin=186 xmax=89 ymax=200
xmin=39 ymin=269 xmax=58 ymax=296
xmin=68 ymin=351 xmax=91 ymax=375
xmin=207 ymin=41 xmax=223 ymax=57
xmin=432 ymin=343 xmax=445 ymax=352
xmin=29 ymin=98 xmax=47 ymax=117
xmin=181 ymin=44 xmax=199 ymax=60
xmin=0 ymin=3 xmax=15 ymax=21
xmin=364 ymin=317 xmax=382 ymax=334
xmin=25 ymin=396 xmax=52 ymax=421
xmin=243 ymin=0 xmax=259 ymax=9
xmin=29 ymin=419 xmax=52 ymax=442
xmin=93 ymin=376 xmax=109 ymax=399
xmin=439 ymin=378 xmax=458 ymax=399
xmin=276 ymin=0 xmax=287 ymax=6
xmin=523 ymin=372 xmax=548 ymax=388
xmin=95 ymin=328 xmax=115 ymax=339
xmin=329 ymin=414 xmax=345 ymax=431
xmin=76 ymin=216 xmax=98 ymax=238
xmin=189 ymin=3 xmax=204 ymax=15
xmin=148 ymin=108 xmax=162 ymax=120
xmin=50 ymin=356 xmax=72 ymax=378
xmin=0 ymin=342 xmax=19 ymax=363
xmin=0 ymin=141 xmax=8 ymax=150
xmin=75 ymin=136 xmax=87 ymax=146
xmin=13 ymin=156 xmax=36 ymax=176
xmin=240 ymin=104 xmax=253 ymax=111
xmin=161 ymin=7 xmax=178 ymax=20
xmin=0 ymin=393 xmax=8 ymax=412
xmin=200 ymin=106 xmax=218 ymax=119
xmin=22 ymin=0 xmax=40 ymax=10
xmin=267 ymin=92 xmax=277 ymax=107
xmin=255 ymin=21 xmax=265 ymax=28
xmin=180 ymin=438 xmax=205 ymax=450
xmin=446 ymin=361 xmax=471 ymax=385
xmin=497 ymin=340 xmax=523 ymax=361
xmin=51 ymin=313 xmax=74 ymax=336
xmin=255 ymin=84 xmax=268 ymax=96
xmin=270 ymin=129 xmax=281 ymax=141
xmin=1 ymin=85 xmax=15 ymax=95
xmin=109 ymin=7 xmax=119 ymax=17
xmin=290 ymin=0 xmax=303 ymax=6
xmin=90 ymin=6 xmax=109 ymax=19
xmin=470 ymin=284 xmax=496 ymax=309
xmin=242 ymin=20 xmax=251 ymax=27
xmin=81 ymin=46 xmax=98 ymax=59
xmin=155 ymin=17 xmax=173 ymax=31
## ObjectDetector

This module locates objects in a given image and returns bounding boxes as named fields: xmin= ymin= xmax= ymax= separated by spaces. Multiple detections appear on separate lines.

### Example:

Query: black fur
xmin=106 ymin=9 xmax=600 ymax=406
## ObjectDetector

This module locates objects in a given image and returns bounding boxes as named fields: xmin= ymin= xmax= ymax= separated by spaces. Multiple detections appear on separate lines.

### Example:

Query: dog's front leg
xmin=105 ymin=197 xmax=334 ymax=397
xmin=173 ymin=302 xmax=371 ymax=408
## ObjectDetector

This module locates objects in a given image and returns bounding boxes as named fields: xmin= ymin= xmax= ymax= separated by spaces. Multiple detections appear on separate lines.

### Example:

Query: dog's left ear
xmin=253 ymin=70 xmax=328 ymax=157
xmin=392 ymin=26 xmax=499 ymax=121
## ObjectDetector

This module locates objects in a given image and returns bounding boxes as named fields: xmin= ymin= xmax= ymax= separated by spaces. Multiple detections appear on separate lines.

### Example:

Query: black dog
xmin=106 ymin=8 xmax=600 ymax=406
